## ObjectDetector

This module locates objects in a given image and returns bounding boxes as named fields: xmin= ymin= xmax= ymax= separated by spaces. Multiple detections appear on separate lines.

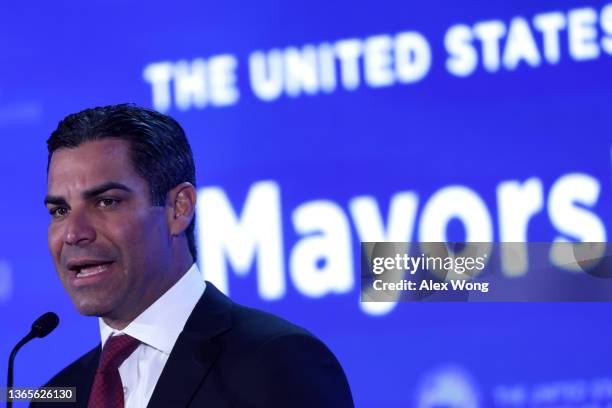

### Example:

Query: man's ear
xmin=166 ymin=182 xmax=197 ymax=236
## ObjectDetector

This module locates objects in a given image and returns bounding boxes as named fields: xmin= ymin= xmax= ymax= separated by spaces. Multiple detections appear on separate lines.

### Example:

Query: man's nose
xmin=64 ymin=209 xmax=96 ymax=246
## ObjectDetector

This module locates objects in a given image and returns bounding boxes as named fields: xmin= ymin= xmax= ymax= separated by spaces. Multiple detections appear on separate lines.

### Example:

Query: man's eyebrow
xmin=44 ymin=195 xmax=67 ymax=207
xmin=82 ymin=182 xmax=133 ymax=200
xmin=43 ymin=182 xmax=134 ymax=206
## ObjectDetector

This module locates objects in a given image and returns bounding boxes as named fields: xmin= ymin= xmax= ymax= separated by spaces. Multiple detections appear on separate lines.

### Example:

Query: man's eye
xmin=97 ymin=198 xmax=120 ymax=208
xmin=49 ymin=207 xmax=69 ymax=218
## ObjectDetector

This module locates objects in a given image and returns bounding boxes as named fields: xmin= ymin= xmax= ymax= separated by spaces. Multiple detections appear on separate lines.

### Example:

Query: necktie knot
xmin=97 ymin=334 xmax=140 ymax=372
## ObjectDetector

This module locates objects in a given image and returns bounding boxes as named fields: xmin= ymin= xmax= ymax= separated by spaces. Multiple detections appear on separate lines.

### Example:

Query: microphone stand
xmin=7 ymin=332 xmax=35 ymax=408
xmin=6 ymin=312 xmax=59 ymax=408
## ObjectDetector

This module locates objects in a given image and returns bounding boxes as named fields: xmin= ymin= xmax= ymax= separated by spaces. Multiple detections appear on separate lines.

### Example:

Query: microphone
xmin=29 ymin=313 xmax=59 ymax=339
xmin=6 ymin=312 xmax=59 ymax=408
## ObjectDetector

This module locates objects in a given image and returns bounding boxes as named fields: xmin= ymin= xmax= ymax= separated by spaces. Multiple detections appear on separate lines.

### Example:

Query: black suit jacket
xmin=30 ymin=282 xmax=354 ymax=407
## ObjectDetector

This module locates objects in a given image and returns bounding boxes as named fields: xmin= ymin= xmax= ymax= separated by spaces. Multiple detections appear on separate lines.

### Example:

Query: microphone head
xmin=31 ymin=312 xmax=59 ymax=338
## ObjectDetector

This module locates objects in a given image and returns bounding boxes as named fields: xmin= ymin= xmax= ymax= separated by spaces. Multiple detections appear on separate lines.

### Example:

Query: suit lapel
xmin=73 ymin=345 xmax=101 ymax=408
xmin=147 ymin=282 xmax=232 ymax=408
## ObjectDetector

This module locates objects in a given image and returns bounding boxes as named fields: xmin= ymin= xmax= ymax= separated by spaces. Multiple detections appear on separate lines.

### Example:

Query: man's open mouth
xmin=67 ymin=261 xmax=114 ymax=278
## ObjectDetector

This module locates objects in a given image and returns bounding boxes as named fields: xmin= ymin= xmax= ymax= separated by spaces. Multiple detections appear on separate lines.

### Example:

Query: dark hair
xmin=47 ymin=103 xmax=197 ymax=261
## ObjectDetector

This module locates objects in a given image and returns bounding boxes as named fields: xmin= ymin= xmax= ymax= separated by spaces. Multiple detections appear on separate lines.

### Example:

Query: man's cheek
xmin=47 ymin=228 xmax=62 ymax=263
xmin=124 ymin=213 xmax=158 ymax=240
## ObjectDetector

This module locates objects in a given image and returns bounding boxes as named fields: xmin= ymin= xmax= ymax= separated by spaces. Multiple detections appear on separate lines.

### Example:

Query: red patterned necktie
xmin=87 ymin=334 xmax=140 ymax=408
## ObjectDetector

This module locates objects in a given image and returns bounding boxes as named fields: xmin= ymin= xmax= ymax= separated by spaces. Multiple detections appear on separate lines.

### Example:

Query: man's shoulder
xmin=195 ymin=282 xmax=318 ymax=350
xmin=225 ymin=301 xmax=348 ymax=367
xmin=228 ymin=301 xmax=313 ymax=345
xmin=210 ymin=301 xmax=354 ymax=407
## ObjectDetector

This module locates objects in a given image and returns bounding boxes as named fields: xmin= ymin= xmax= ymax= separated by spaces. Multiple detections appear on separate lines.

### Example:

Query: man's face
xmin=46 ymin=139 xmax=171 ymax=322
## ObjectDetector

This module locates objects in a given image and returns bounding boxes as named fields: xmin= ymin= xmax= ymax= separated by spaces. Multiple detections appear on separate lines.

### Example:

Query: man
xmin=33 ymin=104 xmax=353 ymax=408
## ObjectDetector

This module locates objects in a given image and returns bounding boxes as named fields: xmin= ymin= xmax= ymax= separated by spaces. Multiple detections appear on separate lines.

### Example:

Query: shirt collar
xmin=99 ymin=263 xmax=206 ymax=355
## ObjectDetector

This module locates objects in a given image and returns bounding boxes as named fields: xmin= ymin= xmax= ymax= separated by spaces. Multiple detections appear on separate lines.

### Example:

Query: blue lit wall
xmin=1 ymin=1 xmax=611 ymax=406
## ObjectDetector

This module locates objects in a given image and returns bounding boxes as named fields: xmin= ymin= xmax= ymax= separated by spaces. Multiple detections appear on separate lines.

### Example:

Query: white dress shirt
xmin=99 ymin=263 xmax=206 ymax=408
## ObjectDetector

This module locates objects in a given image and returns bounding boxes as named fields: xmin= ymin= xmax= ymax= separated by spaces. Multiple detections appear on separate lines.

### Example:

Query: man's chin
xmin=71 ymin=298 xmax=114 ymax=317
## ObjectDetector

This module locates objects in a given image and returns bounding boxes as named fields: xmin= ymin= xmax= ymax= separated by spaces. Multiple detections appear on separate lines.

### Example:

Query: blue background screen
xmin=1 ymin=1 xmax=611 ymax=406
